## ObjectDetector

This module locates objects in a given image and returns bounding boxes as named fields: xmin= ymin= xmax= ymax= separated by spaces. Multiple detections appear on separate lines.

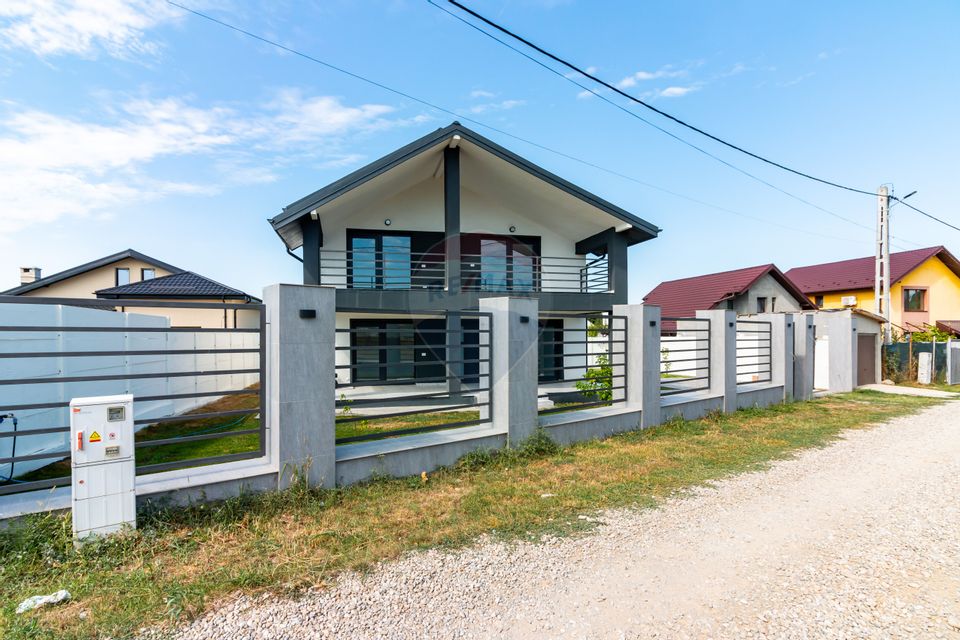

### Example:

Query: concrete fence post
xmin=479 ymin=296 xmax=539 ymax=445
xmin=792 ymin=312 xmax=816 ymax=401
xmin=614 ymin=304 xmax=661 ymax=428
xmin=756 ymin=313 xmax=794 ymax=401
xmin=826 ymin=310 xmax=857 ymax=392
xmin=264 ymin=284 xmax=336 ymax=490
xmin=696 ymin=309 xmax=737 ymax=413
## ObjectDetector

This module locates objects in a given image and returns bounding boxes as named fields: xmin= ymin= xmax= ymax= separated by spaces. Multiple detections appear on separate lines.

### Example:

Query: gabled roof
xmin=95 ymin=271 xmax=257 ymax=301
xmin=3 ymin=249 xmax=183 ymax=295
xmin=785 ymin=246 xmax=960 ymax=294
xmin=643 ymin=264 xmax=816 ymax=318
xmin=269 ymin=121 xmax=660 ymax=250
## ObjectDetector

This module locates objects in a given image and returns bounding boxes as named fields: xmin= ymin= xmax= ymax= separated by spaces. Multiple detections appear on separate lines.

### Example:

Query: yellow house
xmin=786 ymin=246 xmax=960 ymax=335
xmin=3 ymin=249 xmax=260 ymax=328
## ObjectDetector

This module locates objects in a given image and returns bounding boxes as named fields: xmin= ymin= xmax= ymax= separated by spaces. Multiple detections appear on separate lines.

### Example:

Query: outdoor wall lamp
xmin=384 ymin=218 xmax=392 ymax=226
xmin=509 ymin=225 xmax=517 ymax=233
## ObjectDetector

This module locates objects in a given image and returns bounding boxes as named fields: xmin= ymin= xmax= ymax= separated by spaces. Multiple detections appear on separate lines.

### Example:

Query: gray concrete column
xmin=264 ymin=284 xmax=336 ymax=489
xmin=793 ymin=313 xmax=816 ymax=401
xmin=696 ymin=309 xmax=737 ymax=412
xmin=614 ymin=304 xmax=661 ymax=428
xmin=756 ymin=313 xmax=794 ymax=401
xmin=479 ymin=296 xmax=539 ymax=445
xmin=825 ymin=310 xmax=857 ymax=392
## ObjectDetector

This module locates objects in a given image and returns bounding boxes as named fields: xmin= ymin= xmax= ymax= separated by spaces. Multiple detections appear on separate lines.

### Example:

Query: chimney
xmin=20 ymin=267 xmax=41 ymax=284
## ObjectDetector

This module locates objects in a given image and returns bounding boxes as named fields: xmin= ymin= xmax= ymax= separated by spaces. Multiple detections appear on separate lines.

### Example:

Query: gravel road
xmin=166 ymin=401 xmax=960 ymax=639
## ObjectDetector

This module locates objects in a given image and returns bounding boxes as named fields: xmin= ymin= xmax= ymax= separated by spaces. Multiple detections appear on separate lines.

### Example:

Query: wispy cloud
xmin=466 ymin=99 xmax=526 ymax=114
xmin=0 ymin=0 xmax=180 ymax=59
xmin=0 ymin=91 xmax=409 ymax=233
xmin=656 ymin=86 xmax=698 ymax=98
xmin=469 ymin=89 xmax=496 ymax=99
xmin=616 ymin=66 xmax=685 ymax=89
xmin=778 ymin=72 xmax=815 ymax=87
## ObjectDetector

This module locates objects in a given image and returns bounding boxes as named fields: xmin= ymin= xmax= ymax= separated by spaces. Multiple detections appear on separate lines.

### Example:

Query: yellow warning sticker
xmin=89 ymin=431 xmax=102 ymax=443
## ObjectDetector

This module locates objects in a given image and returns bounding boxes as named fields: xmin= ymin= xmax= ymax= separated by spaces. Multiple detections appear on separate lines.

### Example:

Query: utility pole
xmin=874 ymin=185 xmax=892 ymax=344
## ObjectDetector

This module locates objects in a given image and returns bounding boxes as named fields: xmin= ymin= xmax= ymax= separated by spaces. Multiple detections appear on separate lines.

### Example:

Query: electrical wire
xmin=167 ymin=1 xmax=916 ymax=248
xmin=437 ymin=0 xmax=957 ymax=240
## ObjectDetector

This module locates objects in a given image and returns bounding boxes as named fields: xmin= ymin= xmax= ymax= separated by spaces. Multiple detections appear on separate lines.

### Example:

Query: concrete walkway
xmin=857 ymin=383 xmax=960 ymax=398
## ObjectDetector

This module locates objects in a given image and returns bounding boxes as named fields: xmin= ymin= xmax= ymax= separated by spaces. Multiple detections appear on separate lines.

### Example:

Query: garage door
xmin=857 ymin=334 xmax=877 ymax=385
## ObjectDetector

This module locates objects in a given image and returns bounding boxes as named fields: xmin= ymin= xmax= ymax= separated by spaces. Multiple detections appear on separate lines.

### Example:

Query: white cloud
xmin=470 ymin=89 xmax=495 ymax=99
xmin=657 ymin=85 xmax=697 ymax=98
xmin=467 ymin=99 xmax=526 ymax=114
xmin=0 ymin=0 xmax=180 ymax=59
xmin=616 ymin=67 xmax=685 ymax=89
xmin=0 ymin=91 xmax=403 ymax=233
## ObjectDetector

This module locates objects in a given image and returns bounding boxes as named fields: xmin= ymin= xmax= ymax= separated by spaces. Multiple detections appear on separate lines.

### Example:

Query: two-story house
xmin=268 ymin=122 xmax=660 ymax=390
xmin=786 ymin=246 xmax=960 ymax=335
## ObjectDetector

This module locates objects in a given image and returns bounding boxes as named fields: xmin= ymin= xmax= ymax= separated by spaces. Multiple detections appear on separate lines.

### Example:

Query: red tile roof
xmin=785 ymin=246 xmax=960 ymax=295
xmin=643 ymin=264 xmax=815 ymax=318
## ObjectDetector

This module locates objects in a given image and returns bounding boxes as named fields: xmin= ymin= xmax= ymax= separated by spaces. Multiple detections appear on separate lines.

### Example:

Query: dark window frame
xmin=346 ymin=228 xmax=445 ymax=290
xmin=115 ymin=267 xmax=130 ymax=286
xmin=461 ymin=232 xmax=542 ymax=292
xmin=903 ymin=287 xmax=927 ymax=312
xmin=815 ymin=295 xmax=824 ymax=307
xmin=141 ymin=268 xmax=156 ymax=281
xmin=756 ymin=297 xmax=767 ymax=313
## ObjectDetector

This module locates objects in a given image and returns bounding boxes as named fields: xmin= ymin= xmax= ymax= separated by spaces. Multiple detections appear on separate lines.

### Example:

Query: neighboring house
xmin=643 ymin=263 xmax=817 ymax=318
xmin=268 ymin=121 xmax=660 ymax=385
xmin=95 ymin=271 xmax=260 ymax=328
xmin=786 ymin=246 xmax=960 ymax=335
xmin=3 ymin=249 xmax=259 ymax=328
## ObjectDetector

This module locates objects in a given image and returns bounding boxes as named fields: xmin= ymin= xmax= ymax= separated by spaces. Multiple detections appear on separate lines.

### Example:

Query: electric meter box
xmin=70 ymin=394 xmax=136 ymax=540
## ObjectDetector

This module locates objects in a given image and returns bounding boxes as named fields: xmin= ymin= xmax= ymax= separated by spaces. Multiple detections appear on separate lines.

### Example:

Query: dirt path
xmin=173 ymin=401 xmax=960 ymax=639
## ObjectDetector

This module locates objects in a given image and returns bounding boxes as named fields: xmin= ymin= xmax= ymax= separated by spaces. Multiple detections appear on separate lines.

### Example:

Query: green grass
xmin=0 ymin=390 xmax=945 ymax=640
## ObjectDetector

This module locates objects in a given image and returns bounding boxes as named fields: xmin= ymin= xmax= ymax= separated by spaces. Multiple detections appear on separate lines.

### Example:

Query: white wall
xmin=0 ymin=303 xmax=259 ymax=479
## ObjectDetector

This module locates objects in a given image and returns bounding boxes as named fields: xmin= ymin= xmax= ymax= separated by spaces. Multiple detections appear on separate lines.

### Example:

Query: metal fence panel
xmin=660 ymin=317 xmax=711 ymax=397
xmin=736 ymin=320 xmax=772 ymax=384
xmin=0 ymin=296 xmax=265 ymax=496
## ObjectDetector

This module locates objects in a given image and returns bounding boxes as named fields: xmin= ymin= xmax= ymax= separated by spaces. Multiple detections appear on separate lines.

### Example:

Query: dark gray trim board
xmin=4 ymin=249 xmax=184 ymax=295
xmin=334 ymin=288 xmax=625 ymax=313
xmin=269 ymin=122 xmax=661 ymax=250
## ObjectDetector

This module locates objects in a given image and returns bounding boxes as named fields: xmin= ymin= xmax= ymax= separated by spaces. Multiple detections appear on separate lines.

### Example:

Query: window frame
xmin=141 ymin=268 xmax=156 ymax=281
xmin=115 ymin=267 xmax=130 ymax=286
xmin=756 ymin=297 xmax=767 ymax=313
xmin=902 ymin=287 xmax=927 ymax=312
xmin=346 ymin=229 xmax=445 ymax=290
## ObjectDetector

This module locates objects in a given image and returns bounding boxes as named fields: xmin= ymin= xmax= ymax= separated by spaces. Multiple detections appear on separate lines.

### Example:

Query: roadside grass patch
xmin=0 ymin=390 xmax=943 ymax=639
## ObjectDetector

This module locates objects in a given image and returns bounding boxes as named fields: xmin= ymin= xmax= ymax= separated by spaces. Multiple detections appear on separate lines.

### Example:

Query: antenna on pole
xmin=875 ymin=186 xmax=892 ymax=343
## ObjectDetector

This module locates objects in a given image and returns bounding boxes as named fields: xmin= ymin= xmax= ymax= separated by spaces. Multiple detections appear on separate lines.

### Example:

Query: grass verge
xmin=1 ymin=390 xmax=944 ymax=639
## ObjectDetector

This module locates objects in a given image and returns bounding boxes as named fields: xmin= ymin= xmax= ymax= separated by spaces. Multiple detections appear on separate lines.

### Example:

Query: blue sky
xmin=1 ymin=0 xmax=958 ymax=301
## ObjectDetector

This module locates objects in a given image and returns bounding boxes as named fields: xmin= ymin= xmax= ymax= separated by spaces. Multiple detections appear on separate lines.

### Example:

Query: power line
xmin=427 ymin=0 xmax=921 ymax=246
xmin=444 ymin=0 xmax=882 ymax=198
xmin=166 ymin=1 xmax=914 ymax=249
xmin=439 ymin=0 xmax=957 ymax=241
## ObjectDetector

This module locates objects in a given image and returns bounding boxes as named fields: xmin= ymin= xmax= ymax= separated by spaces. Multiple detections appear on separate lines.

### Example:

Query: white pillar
xmin=696 ymin=309 xmax=737 ymax=412
xmin=264 ymin=284 xmax=336 ymax=489
xmin=479 ymin=297 xmax=539 ymax=445
xmin=755 ymin=313 xmax=794 ymax=401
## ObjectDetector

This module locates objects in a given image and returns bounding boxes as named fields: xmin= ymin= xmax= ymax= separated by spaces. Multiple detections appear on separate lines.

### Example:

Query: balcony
xmin=315 ymin=249 xmax=610 ymax=294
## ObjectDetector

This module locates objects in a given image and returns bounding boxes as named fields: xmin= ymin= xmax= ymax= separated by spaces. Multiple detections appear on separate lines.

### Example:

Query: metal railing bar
xmin=0 ymin=386 xmax=258 ymax=414
xmin=334 ymin=417 xmax=490 ymax=444
xmin=0 ymin=426 xmax=70 ymax=439
xmin=0 ymin=325 xmax=260 ymax=334
xmin=0 ymin=368 xmax=260 ymax=386
xmin=0 ymin=476 xmax=69 ymax=496
xmin=136 ymin=450 xmax=262 ymax=474
xmin=133 ymin=408 xmax=258 ymax=426
xmin=337 ymin=373 xmax=471 ymax=387
xmin=0 ymin=295 xmax=263 ymax=311
xmin=335 ymin=402 xmax=483 ymax=424
xmin=0 ymin=348 xmax=260 ymax=359
xmin=335 ymin=344 xmax=492 ymax=353
xmin=0 ymin=449 xmax=71 ymax=465
xmin=336 ymin=388 xmax=490 ymax=407
xmin=334 ymin=328 xmax=491 ymax=335
xmin=135 ymin=428 xmax=260 ymax=449
xmin=537 ymin=399 xmax=621 ymax=414
xmin=334 ymin=358 xmax=490 ymax=370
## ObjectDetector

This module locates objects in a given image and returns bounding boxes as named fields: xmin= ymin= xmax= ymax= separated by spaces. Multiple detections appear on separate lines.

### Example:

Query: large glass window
xmin=381 ymin=236 xmax=411 ymax=289
xmin=480 ymin=238 xmax=508 ymax=290
xmin=115 ymin=268 xmax=130 ymax=286
xmin=903 ymin=288 xmax=926 ymax=311
xmin=384 ymin=322 xmax=415 ymax=380
xmin=350 ymin=237 xmax=377 ymax=289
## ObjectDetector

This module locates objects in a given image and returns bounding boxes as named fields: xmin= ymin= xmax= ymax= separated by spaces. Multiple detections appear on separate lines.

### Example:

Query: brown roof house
xmin=644 ymin=263 xmax=816 ymax=318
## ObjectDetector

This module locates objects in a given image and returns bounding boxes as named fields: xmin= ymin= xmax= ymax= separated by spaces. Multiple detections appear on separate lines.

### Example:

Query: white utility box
xmin=70 ymin=394 xmax=136 ymax=539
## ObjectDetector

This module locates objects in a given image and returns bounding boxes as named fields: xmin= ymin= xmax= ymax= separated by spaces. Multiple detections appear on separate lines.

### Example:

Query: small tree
xmin=576 ymin=353 xmax=612 ymax=401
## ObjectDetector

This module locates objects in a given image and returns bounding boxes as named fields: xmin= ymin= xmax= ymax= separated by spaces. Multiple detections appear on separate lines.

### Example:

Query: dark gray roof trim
xmin=269 ymin=122 xmax=661 ymax=249
xmin=3 ymin=249 xmax=185 ymax=295
xmin=95 ymin=271 xmax=258 ymax=301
